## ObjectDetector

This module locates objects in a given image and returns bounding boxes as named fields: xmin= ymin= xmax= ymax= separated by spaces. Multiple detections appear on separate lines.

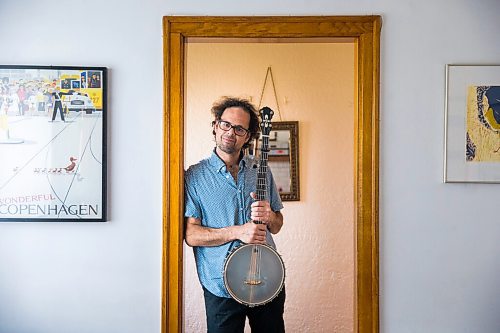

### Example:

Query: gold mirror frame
xmin=162 ymin=16 xmax=381 ymax=333
xmin=267 ymin=121 xmax=300 ymax=201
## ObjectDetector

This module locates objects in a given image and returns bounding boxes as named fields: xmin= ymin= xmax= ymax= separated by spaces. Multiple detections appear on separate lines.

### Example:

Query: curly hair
xmin=211 ymin=96 xmax=260 ymax=149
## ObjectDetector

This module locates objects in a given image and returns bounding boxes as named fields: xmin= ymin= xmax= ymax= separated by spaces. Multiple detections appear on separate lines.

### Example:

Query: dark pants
xmin=203 ymin=287 xmax=286 ymax=333
xmin=52 ymin=101 xmax=65 ymax=121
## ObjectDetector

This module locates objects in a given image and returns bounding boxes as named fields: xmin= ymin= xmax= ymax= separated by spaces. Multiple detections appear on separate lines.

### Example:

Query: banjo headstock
xmin=259 ymin=107 xmax=274 ymax=136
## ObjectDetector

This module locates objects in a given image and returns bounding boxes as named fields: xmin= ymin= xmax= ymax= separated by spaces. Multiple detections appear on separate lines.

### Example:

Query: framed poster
xmin=444 ymin=64 xmax=500 ymax=183
xmin=0 ymin=65 xmax=107 ymax=221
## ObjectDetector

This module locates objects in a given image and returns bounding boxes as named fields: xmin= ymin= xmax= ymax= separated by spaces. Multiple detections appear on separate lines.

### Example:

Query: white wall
xmin=1 ymin=0 xmax=500 ymax=333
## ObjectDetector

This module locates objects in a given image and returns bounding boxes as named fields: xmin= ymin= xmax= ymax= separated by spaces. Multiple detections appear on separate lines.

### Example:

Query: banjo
xmin=223 ymin=106 xmax=285 ymax=307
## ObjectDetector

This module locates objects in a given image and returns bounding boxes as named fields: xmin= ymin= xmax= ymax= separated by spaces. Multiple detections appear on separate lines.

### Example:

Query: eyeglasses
xmin=217 ymin=120 xmax=250 ymax=137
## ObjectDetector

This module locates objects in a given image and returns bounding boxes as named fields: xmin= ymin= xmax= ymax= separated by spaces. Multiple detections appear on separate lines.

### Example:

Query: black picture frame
xmin=0 ymin=65 xmax=107 ymax=221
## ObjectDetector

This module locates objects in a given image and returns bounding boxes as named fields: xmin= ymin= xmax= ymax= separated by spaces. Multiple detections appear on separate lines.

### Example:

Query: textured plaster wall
xmin=184 ymin=41 xmax=355 ymax=332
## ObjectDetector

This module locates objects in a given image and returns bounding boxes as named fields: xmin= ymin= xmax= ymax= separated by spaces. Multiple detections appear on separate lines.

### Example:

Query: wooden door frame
xmin=162 ymin=15 xmax=381 ymax=333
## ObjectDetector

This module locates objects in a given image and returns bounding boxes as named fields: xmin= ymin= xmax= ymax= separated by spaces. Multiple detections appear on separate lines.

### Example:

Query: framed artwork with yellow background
xmin=444 ymin=64 xmax=500 ymax=183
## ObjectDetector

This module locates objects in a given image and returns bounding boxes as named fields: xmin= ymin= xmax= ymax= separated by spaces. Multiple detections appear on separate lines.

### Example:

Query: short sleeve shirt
xmin=184 ymin=150 xmax=284 ymax=298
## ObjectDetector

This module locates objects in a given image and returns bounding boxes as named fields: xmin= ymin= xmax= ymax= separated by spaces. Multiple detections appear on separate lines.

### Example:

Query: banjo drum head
xmin=223 ymin=244 xmax=285 ymax=306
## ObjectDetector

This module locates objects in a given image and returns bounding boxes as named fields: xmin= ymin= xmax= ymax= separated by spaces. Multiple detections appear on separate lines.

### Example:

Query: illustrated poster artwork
xmin=466 ymin=86 xmax=500 ymax=162
xmin=0 ymin=66 xmax=106 ymax=221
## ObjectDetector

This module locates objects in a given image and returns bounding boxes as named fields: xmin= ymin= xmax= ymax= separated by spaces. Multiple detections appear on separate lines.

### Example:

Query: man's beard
xmin=217 ymin=141 xmax=237 ymax=154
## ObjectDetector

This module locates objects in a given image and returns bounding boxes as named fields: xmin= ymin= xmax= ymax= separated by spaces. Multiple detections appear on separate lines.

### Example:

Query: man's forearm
xmin=185 ymin=217 xmax=269 ymax=246
xmin=267 ymin=211 xmax=283 ymax=234
xmin=185 ymin=223 xmax=238 ymax=247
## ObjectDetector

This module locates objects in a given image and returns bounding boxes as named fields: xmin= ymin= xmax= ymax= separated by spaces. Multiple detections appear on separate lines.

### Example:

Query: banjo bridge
xmin=244 ymin=279 xmax=262 ymax=285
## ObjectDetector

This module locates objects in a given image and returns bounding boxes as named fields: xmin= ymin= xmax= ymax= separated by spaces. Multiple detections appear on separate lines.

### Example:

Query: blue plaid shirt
xmin=184 ymin=150 xmax=284 ymax=298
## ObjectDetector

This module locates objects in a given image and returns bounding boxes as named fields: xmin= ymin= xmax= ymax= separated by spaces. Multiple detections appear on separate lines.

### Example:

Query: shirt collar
xmin=208 ymin=148 xmax=247 ymax=173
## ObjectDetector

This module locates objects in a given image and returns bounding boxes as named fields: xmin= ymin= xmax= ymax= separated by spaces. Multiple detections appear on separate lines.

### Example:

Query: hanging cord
xmin=252 ymin=67 xmax=284 ymax=156
xmin=258 ymin=67 xmax=283 ymax=121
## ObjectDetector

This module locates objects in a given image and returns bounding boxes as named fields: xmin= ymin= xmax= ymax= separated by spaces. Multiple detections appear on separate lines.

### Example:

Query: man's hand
xmin=250 ymin=192 xmax=273 ymax=223
xmin=238 ymin=222 xmax=267 ymax=244
xmin=249 ymin=192 xmax=283 ymax=234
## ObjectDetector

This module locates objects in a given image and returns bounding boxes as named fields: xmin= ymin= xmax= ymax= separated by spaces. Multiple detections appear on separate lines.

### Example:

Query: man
xmin=50 ymin=87 xmax=71 ymax=122
xmin=184 ymin=96 xmax=285 ymax=333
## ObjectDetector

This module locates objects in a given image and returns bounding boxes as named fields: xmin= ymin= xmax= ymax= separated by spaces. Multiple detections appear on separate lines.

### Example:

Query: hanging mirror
xmin=249 ymin=121 xmax=300 ymax=201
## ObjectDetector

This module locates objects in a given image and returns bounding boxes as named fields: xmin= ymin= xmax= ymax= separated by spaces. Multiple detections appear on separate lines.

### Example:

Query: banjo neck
xmin=256 ymin=134 xmax=270 ymax=201
xmin=254 ymin=107 xmax=273 ymax=222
